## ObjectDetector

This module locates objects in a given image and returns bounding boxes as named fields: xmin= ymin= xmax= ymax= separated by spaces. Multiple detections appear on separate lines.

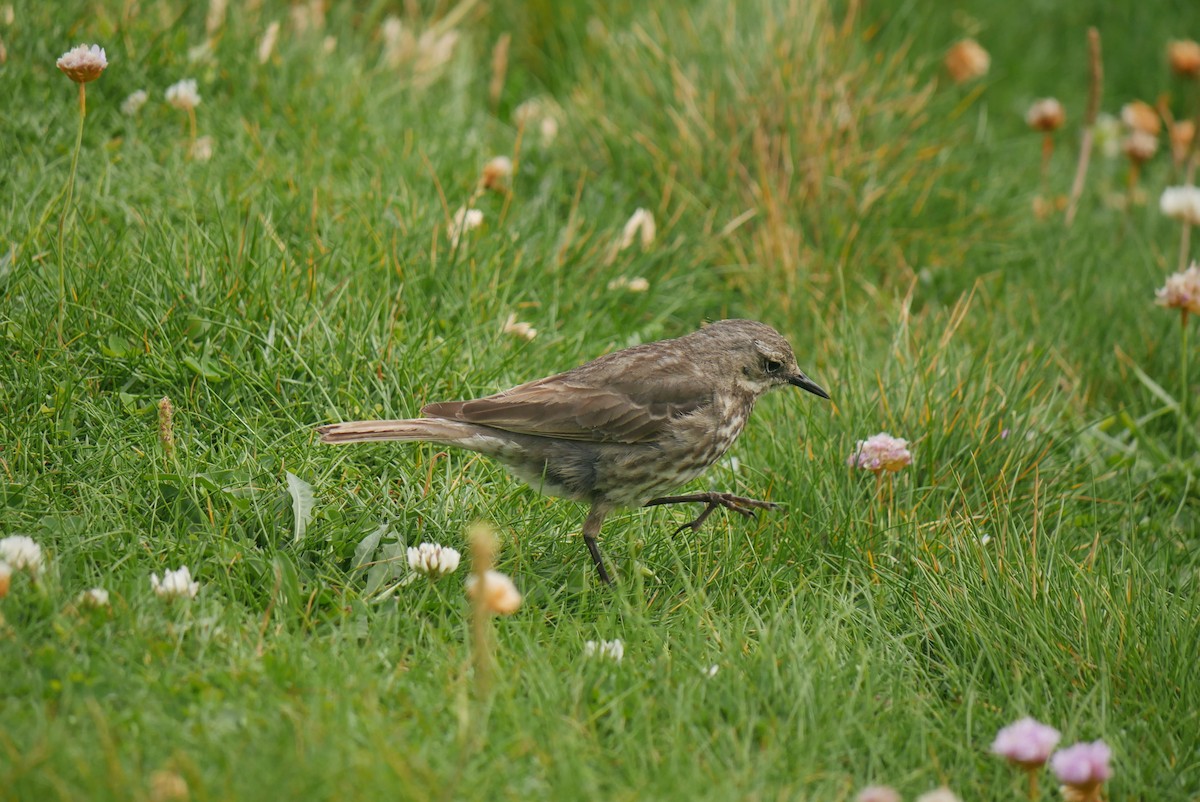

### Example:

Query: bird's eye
xmin=763 ymin=359 xmax=783 ymax=374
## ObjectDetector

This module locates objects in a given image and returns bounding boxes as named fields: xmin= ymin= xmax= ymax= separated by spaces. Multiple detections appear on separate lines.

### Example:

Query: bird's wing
xmin=420 ymin=347 xmax=712 ymax=444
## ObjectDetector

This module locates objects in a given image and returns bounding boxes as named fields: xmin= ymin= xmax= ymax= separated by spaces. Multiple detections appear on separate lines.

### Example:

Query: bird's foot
xmin=642 ymin=492 xmax=783 ymax=534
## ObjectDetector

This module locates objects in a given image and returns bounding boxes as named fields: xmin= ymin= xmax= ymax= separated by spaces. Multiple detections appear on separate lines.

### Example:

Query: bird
xmin=317 ymin=319 xmax=829 ymax=583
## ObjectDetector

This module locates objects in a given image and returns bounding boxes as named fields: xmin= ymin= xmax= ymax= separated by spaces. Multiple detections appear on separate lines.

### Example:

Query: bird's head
xmin=700 ymin=319 xmax=830 ymax=400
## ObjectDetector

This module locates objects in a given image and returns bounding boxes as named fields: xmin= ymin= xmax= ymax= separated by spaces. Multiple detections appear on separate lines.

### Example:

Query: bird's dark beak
xmin=787 ymin=371 xmax=830 ymax=400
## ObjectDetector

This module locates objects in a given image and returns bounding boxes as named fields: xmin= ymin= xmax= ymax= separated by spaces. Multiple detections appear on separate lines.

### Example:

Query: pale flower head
xmin=0 ymin=562 xmax=10 ymax=599
xmin=1093 ymin=113 xmax=1122 ymax=160
xmin=848 ymin=433 xmax=912 ymax=473
xmin=190 ymin=135 xmax=215 ymax=162
xmin=121 ymin=89 xmax=149 ymax=116
xmin=944 ymin=38 xmax=989 ymax=83
xmin=620 ymin=208 xmax=656 ymax=251
xmin=1026 ymin=98 xmax=1065 ymax=132
xmin=514 ymin=97 xmax=562 ymax=145
xmin=1051 ymin=741 xmax=1112 ymax=790
xmin=856 ymin=787 xmax=901 ymax=802
xmin=1122 ymin=130 xmax=1159 ymax=164
xmin=165 ymin=79 xmax=201 ymax=111
xmin=448 ymin=206 xmax=483 ymax=247
xmin=78 ymin=587 xmax=110 ymax=608
xmin=0 ymin=535 xmax=43 ymax=575
xmin=915 ymin=789 xmax=960 ymax=802
xmin=56 ymin=44 xmax=108 ymax=83
xmin=151 ymin=566 xmax=200 ymax=600
xmin=148 ymin=769 xmax=189 ymax=802
xmin=1121 ymin=100 xmax=1161 ymax=135
xmin=482 ymin=156 xmax=513 ymax=190
xmin=1160 ymin=186 xmax=1200 ymax=226
xmin=502 ymin=313 xmax=537 ymax=341
xmin=583 ymin=639 xmax=624 ymax=662
xmin=607 ymin=276 xmax=650 ymax=292
xmin=1155 ymin=261 xmax=1200 ymax=315
xmin=205 ymin=0 xmax=229 ymax=36
xmin=1168 ymin=39 xmax=1200 ymax=78
xmin=258 ymin=20 xmax=281 ymax=64
xmin=466 ymin=569 xmax=522 ymax=615
xmin=991 ymin=716 xmax=1061 ymax=767
xmin=406 ymin=542 xmax=461 ymax=578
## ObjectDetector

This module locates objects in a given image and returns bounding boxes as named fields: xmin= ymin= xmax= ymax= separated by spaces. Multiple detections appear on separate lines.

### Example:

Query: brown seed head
xmin=1170 ymin=120 xmax=1196 ymax=166
xmin=1121 ymin=100 xmax=1162 ymax=135
xmin=1026 ymin=98 xmax=1066 ymax=132
xmin=944 ymin=39 xmax=990 ymax=84
xmin=1168 ymin=39 xmax=1200 ymax=78
xmin=1123 ymin=130 xmax=1159 ymax=164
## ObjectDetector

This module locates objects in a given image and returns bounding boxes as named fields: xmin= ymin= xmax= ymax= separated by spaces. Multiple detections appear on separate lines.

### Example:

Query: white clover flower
xmin=502 ymin=313 xmax=537 ymax=341
xmin=584 ymin=639 xmax=624 ymax=662
xmin=448 ymin=206 xmax=483 ymax=247
xmin=619 ymin=208 xmax=656 ymax=251
xmin=848 ymin=433 xmax=913 ymax=473
xmin=406 ymin=542 xmax=461 ymax=578
xmin=1160 ymin=186 xmax=1200 ymax=226
xmin=0 ymin=535 xmax=43 ymax=575
xmin=703 ymin=664 xmax=719 ymax=678
xmin=258 ymin=21 xmax=281 ymax=64
xmin=151 ymin=566 xmax=200 ymax=600
xmin=78 ymin=588 xmax=110 ymax=608
xmin=165 ymin=79 xmax=201 ymax=111
xmin=1156 ymin=261 xmax=1200 ymax=315
xmin=121 ymin=89 xmax=149 ymax=116
xmin=56 ymin=44 xmax=108 ymax=83
xmin=466 ymin=569 xmax=522 ymax=615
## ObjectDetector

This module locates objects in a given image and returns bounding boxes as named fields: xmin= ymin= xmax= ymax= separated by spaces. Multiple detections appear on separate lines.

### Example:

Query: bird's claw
xmin=648 ymin=492 xmax=783 ymax=534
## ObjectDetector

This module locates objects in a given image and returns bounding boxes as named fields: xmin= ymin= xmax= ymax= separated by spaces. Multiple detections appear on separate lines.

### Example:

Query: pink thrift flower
xmin=991 ymin=717 xmax=1061 ymax=767
xmin=1051 ymin=741 xmax=1112 ymax=790
xmin=848 ymin=433 xmax=913 ymax=473
xmin=856 ymin=786 xmax=901 ymax=802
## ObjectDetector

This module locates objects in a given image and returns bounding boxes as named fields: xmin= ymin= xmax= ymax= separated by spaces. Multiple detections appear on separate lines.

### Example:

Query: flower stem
xmin=1180 ymin=310 xmax=1191 ymax=459
xmin=1026 ymin=767 xmax=1039 ymax=801
xmin=1040 ymin=133 xmax=1054 ymax=190
xmin=57 ymin=82 xmax=87 ymax=341
xmin=1180 ymin=221 xmax=1192 ymax=274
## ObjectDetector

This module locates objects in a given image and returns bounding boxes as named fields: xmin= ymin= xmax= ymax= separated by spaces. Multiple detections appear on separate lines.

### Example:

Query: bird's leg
xmin=581 ymin=505 xmax=613 ymax=584
xmin=642 ymin=492 xmax=783 ymax=535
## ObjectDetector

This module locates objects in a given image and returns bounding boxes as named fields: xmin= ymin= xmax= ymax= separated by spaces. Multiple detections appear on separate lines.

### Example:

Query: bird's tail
xmin=316 ymin=418 xmax=472 ymax=445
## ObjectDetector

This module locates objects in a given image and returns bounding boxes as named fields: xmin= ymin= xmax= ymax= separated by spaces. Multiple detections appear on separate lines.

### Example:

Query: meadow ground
xmin=2 ymin=1 xmax=1200 ymax=799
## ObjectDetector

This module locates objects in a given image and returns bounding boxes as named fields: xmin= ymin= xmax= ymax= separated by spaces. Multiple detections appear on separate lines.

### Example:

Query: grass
xmin=2 ymin=0 xmax=1199 ymax=799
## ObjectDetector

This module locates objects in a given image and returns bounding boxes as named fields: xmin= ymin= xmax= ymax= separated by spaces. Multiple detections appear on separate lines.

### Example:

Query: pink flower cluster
xmin=992 ymin=717 xmax=1112 ymax=797
xmin=848 ymin=433 xmax=912 ymax=473
xmin=991 ymin=717 xmax=1060 ymax=766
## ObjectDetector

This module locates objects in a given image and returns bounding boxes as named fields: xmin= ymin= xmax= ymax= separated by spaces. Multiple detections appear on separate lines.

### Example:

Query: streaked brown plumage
xmin=318 ymin=319 xmax=829 ymax=583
